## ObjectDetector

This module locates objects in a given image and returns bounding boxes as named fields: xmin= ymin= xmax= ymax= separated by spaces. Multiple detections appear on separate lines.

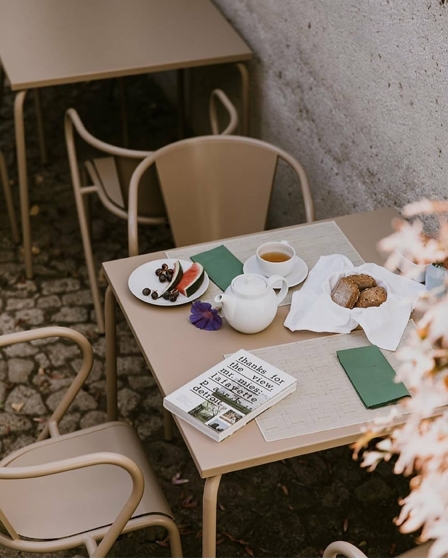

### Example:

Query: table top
xmin=103 ymin=207 xmax=399 ymax=478
xmin=0 ymin=0 xmax=252 ymax=90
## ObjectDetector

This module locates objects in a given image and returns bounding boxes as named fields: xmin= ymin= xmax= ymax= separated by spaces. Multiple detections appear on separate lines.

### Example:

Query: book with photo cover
xmin=163 ymin=349 xmax=297 ymax=442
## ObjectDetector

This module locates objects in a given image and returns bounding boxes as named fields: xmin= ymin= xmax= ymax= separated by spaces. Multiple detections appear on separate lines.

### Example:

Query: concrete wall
xmin=158 ymin=0 xmax=448 ymax=228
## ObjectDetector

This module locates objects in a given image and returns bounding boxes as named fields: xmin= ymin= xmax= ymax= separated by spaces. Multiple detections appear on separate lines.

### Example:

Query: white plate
xmin=243 ymin=255 xmax=308 ymax=288
xmin=128 ymin=259 xmax=209 ymax=306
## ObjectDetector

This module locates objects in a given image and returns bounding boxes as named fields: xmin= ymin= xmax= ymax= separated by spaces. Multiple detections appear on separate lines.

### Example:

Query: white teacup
xmin=256 ymin=240 xmax=296 ymax=277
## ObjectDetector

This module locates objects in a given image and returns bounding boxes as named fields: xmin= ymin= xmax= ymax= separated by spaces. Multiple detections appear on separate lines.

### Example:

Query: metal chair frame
xmin=323 ymin=539 xmax=433 ymax=558
xmin=0 ymin=326 xmax=182 ymax=558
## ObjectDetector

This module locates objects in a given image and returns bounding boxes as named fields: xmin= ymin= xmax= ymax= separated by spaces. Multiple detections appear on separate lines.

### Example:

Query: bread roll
xmin=345 ymin=274 xmax=377 ymax=290
xmin=355 ymin=286 xmax=387 ymax=308
xmin=331 ymin=277 xmax=360 ymax=308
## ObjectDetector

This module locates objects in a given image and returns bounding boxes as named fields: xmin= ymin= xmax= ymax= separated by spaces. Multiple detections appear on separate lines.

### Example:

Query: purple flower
xmin=189 ymin=301 xmax=222 ymax=331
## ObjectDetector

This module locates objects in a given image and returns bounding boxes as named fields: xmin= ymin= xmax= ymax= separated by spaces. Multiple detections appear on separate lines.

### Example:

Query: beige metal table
xmin=0 ymin=0 xmax=252 ymax=279
xmin=103 ymin=207 xmax=399 ymax=557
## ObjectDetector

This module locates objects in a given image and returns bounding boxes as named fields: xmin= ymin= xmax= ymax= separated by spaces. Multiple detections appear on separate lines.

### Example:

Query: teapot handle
xmin=266 ymin=275 xmax=288 ymax=306
xmin=214 ymin=293 xmax=236 ymax=321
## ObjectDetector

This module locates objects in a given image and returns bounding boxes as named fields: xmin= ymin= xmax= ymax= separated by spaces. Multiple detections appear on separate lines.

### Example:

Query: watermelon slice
xmin=177 ymin=263 xmax=204 ymax=297
xmin=158 ymin=260 xmax=183 ymax=298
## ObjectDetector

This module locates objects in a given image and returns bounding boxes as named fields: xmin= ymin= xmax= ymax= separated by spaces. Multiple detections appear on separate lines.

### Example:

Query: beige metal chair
xmin=128 ymin=134 xmax=315 ymax=255
xmin=0 ymin=326 xmax=182 ymax=558
xmin=0 ymin=149 xmax=19 ymax=243
xmin=323 ymin=540 xmax=433 ymax=558
xmin=65 ymin=88 xmax=238 ymax=334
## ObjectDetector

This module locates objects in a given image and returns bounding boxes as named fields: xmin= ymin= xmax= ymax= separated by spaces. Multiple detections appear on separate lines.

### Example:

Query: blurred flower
xmin=189 ymin=301 xmax=222 ymax=331
xmin=355 ymin=200 xmax=448 ymax=557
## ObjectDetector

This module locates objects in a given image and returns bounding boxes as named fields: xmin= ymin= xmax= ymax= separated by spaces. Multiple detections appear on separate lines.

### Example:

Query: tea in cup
xmin=256 ymin=240 xmax=296 ymax=277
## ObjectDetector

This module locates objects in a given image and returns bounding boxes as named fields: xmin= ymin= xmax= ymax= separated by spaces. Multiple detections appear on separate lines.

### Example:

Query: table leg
xmin=177 ymin=68 xmax=186 ymax=139
xmin=202 ymin=474 xmax=222 ymax=558
xmin=118 ymin=77 xmax=129 ymax=148
xmin=236 ymin=62 xmax=250 ymax=136
xmin=0 ymin=152 xmax=20 ymax=244
xmin=14 ymin=90 xmax=33 ymax=279
xmin=163 ymin=408 xmax=174 ymax=441
xmin=0 ymin=62 xmax=4 ymax=111
xmin=33 ymin=89 xmax=48 ymax=165
xmin=105 ymin=285 xmax=118 ymax=421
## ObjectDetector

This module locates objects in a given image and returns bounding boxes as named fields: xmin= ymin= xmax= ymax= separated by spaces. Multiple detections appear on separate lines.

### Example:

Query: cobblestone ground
xmin=0 ymin=76 xmax=419 ymax=558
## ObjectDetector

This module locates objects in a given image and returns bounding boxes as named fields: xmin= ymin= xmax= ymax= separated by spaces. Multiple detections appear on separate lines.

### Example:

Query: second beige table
xmin=103 ymin=207 xmax=398 ymax=557
xmin=0 ymin=0 xmax=252 ymax=279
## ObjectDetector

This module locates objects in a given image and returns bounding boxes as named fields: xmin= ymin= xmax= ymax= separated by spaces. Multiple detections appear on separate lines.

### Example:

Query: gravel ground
xmin=0 ymin=75 xmax=419 ymax=558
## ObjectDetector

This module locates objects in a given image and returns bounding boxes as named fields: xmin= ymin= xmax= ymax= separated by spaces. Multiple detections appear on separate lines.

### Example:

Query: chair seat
xmin=0 ymin=421 xmax=173 ymax=540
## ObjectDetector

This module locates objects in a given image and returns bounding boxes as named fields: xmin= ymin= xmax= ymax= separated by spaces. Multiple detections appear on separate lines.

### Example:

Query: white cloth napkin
xmin=284 ymin=254 xmax=424 ymax=351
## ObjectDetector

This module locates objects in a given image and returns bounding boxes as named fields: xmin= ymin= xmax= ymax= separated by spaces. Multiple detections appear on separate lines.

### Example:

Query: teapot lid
xmin=232 ymin=274 xmax=267 ymax=297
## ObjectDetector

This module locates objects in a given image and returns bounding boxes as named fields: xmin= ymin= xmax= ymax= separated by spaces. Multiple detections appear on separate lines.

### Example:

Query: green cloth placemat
xmin=337 ymin=345 xmax=410 ymax=409
xmin=191 ymin=245 xmax=243 ymax=291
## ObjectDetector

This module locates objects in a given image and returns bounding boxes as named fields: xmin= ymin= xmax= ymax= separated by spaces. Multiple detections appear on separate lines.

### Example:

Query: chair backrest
xmin=128 ymin=135 xmax=314 ymax=255
xmin=65 ymin=108 xmax=164 ymax=220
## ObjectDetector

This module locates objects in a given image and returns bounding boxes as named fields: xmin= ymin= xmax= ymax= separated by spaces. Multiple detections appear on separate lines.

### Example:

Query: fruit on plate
xmin=177 ymin=263 xmax=204 ymax=297
xmin=157 ymin=260 xmax=183 ymax=298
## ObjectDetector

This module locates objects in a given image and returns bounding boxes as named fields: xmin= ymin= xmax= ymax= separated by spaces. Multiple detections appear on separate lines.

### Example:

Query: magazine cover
xmin=163 ymin=349 xmax=297 ymax=442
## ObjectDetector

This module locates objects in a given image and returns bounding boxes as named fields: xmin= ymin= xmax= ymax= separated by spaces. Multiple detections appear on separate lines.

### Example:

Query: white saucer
xmin=243 ymin=255 xmax=308 ymax=288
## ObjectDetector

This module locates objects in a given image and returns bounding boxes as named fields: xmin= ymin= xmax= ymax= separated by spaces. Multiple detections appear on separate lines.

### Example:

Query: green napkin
xmin=191 ymin=245 xmax=243 ymax=291
xmin=337 ymin=345 xmax=410 ymax=409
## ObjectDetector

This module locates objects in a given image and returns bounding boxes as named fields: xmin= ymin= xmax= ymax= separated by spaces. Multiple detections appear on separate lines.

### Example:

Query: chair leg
xmin=74 ymin=188 xmax=105 ymax=333
xmin=33 ymin=89 xmax=48 ymax=165
xmin=166 ymin=519 xmax=183 ymax=558
xmin=155 ymin=517 xmax=183 ymax=558
xmin=236 ymin=63 xmax=250 ymax=136
xmin=0 ymin=152 xmax=20 ymax=243
xmin=176 ymin=69 xmax=186 ymax=139
xmin=163 ymin=408 xmax=174 ymax=441
xmin=80 ymin=166 xmax=92 ymax=238
xmin=117 ymin=77 xmax=129 ymax=148
xmin=14 ymin=89 xmax=34 ymax=279
xmin=105 ymin=285 xmax=118 ymax=420
xmin=85 ymin=535 xmax=98 ymax=557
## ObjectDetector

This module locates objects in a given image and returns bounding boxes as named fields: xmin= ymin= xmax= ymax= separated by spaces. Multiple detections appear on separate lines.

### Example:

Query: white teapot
xmin=214 ymin=274 xmax=288 ymax=334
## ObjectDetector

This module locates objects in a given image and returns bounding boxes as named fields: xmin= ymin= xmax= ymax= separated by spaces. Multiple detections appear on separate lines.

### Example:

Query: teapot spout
xmin=214 ymin=293 xmax=235 ymax=321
